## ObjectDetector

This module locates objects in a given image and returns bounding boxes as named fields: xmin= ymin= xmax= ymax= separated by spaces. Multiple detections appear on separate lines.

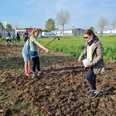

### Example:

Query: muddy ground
xmin=0 ymin=44 xmax=116 ymax=116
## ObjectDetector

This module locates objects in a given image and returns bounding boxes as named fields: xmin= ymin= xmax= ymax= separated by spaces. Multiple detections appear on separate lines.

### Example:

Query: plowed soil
xmin=0 ymin=44 xmax=116 ymax=116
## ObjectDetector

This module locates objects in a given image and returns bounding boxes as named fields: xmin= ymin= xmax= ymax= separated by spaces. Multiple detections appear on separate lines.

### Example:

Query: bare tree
xmin=98 ymin=17 xmax=108 ymax=35
xmin=56 ymin=9 xmax=70 ymax=36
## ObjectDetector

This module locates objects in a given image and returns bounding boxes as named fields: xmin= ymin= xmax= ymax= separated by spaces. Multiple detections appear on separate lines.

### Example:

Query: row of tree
xmin=98 ymin=17 xmax=116 ymax=34
xmin=1 ymin=9 xmax=116 ymax=36
xmin=45 ymin=9 xmax=116 ymax=35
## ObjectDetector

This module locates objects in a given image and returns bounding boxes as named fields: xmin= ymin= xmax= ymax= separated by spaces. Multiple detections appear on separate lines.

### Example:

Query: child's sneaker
xmin=28 ymin=71 xmax=32 ymax=74
xmin=93 ymin=90 xmax=100 ymax=97
xmin=28 ymin=69 xmax=32 ymax=74
xmin=37 ymin=71 xmax=41 ymax=77
xmin=31 ymin=73 xmax=37 ymax=79
xmin=88 ymin=90 xmax=100 ymax=97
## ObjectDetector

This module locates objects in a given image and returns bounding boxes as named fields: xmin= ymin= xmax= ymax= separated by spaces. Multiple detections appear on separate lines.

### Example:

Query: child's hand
xmin=84 ymin=64 xmax=92 ymax=69
xmin=45 ymin=49 xmax=49 ymax=53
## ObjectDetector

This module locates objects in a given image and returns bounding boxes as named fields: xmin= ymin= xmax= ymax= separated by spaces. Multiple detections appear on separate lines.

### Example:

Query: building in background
xmin=41 ymin=28 xmax=85 ymax=37
xmin=25 ymin=28 xmax=34 ymax=33
xmin=72 ymin=28 xmax=85 ymax=36
xmin=15 ymin=28 xmax=26 ymax=35
xmin=97 ymin=29 xmax=116 ymax=35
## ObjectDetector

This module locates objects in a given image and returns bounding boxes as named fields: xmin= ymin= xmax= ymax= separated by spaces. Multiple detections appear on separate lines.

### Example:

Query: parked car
xmin=41 ymin=32 xmax=57 ymax=38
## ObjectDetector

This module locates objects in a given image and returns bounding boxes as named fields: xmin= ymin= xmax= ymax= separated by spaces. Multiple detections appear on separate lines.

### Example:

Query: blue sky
xmin=0 ymin=0 xmax=116 ymax=29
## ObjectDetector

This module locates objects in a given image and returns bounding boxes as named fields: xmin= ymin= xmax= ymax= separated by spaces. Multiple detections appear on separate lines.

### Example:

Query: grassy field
xmin=39 ymin=36 xmax=116 ymax=61
xmin=0 ymin=35 xmax=116 ymax=61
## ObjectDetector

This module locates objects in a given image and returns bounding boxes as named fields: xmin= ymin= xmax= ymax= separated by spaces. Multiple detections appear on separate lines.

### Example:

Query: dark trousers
xmin=32 ymin=56 xmax=40 ymax=72
xmin=85 ymin=68 xmax=96 ymax=90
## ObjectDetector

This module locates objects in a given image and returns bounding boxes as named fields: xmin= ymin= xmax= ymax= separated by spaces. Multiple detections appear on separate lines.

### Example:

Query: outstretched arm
xmin=33 ymin=39 xmax=48 ymax=52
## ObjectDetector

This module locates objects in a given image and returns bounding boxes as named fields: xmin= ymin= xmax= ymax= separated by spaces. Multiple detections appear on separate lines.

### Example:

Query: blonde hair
xmin=31 ymin=29 xmax=39 ymax=36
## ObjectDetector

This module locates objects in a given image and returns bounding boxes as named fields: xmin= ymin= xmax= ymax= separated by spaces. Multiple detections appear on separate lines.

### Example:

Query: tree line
xmin=45 ymin=9 xmax=116 ymax=35
xmin=1 ymin=9 xmax=116 ymax=36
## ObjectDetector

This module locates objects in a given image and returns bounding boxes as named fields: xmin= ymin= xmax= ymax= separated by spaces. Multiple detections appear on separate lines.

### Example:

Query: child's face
xmin=34 ymin=32 xmax=39 ymax=38
xmin=83 ymin=34 xmax=92 ymax=42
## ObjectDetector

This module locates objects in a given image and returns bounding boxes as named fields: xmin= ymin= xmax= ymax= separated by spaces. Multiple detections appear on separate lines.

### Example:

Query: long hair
xmin=31 ymin=29 xmax=42 ymax=36
xmin=85 ymin=29 xmax=99 ymax=41
xmin=31 ymin=29 xmax=39 ymax=37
